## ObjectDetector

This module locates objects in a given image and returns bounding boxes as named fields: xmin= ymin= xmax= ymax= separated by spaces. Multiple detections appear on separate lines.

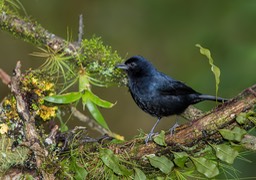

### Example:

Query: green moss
xmin=0 ymin=135 xmax=29 ymax=175
xmin=80 ymin=36 xmax=126 ymax=86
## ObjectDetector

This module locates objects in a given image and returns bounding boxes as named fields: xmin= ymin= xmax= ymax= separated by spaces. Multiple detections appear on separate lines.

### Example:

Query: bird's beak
xmin=115 ymin=63 xmax=128 ymax=70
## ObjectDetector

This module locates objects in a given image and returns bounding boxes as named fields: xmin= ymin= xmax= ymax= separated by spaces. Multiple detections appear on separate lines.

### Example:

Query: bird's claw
xmin=169 ymin=122 xmax=179 ymax=135
xmin=145 ymin=132 xmax=158 ymax=144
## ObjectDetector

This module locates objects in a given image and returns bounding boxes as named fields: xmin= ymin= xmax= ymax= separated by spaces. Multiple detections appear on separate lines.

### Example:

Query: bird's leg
xmin=169 ymin=116 xmax=180 ymax=135
xmin=145 ymin=117 xmax=162 ymax=144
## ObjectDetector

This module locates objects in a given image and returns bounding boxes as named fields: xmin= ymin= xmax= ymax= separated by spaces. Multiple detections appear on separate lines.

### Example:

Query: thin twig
xmin=0 ymin=69 xmax=11 ymax=85
xmin=45 ymin=125 xmax=59 ymax=145
xmin=78 ymin=14 xmax=84 ymax=46
xmin=71 ymin=106 xmax=108 ymax=135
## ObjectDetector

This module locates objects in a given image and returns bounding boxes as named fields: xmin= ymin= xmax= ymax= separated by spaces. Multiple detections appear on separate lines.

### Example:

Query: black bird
xmin=116 ymin=56 xmax=227 ymax=144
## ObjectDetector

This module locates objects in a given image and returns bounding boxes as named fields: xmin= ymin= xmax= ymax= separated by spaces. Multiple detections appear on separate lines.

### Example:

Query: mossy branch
xmin=9 ymin=62 xmax=54 ymax=179
xmin=0 ymin=10 xmax=79 ymax=54
xmin=2 ymin=67 xmax=256 ymax=178
xmin=123 ymin=84 xmax=256 ymax=159
xmin=0 ymin=8 xmax=125 ymax=86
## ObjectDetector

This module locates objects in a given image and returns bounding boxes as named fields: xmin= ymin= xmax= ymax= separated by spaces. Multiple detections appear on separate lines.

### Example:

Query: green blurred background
xmin=0 ymin=0 xmax=256 ymax=177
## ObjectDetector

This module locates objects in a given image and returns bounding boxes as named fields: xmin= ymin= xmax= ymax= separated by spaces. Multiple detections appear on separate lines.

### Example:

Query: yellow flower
xmin=31 ymin=77 xmax=38 ymax=85
xmin=0 ymin=124 xmax=8 ymax=134
xmin=34 ymin=89 xmax=42 ymax=96
xmin=38 ymin=105 xmax=58 ymax=121
xmin=45 ymin=82 xmax=54 ymax=91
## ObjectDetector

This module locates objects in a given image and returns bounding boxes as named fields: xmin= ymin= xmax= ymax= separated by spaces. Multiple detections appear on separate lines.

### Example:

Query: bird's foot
xmin=145 ymin=132 xmax=158 ymax=144
xmin=169 ymin=122 xmax=179 ymax=136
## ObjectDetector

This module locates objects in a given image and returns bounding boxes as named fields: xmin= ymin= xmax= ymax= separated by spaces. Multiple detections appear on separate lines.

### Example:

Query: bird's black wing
xmin=156 ymin=73 xmax=200 ymax=96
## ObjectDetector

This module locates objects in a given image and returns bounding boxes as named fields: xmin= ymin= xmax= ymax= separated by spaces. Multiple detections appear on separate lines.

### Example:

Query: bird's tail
xmin=198 ymin=94 xmax=228 ymax=103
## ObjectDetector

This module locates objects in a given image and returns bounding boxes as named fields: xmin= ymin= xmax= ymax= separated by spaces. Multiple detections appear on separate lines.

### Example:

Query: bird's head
xmin=116 ymin=56 xmax=155 ymax=78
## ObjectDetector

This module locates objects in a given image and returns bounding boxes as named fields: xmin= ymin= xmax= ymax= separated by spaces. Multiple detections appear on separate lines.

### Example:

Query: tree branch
xmin=0 ymin=10 xmax=78 ymax=54
xmin=0 ymin=68 xmax=11 ymax=85
xmin=71 ymin=106 xmax=109 ymax=135
xmin=10 ymin=62 xmax=54 ymax=179
xmin=108 ymin=84 xmax=256 ymax=159
xmin=166 ymin=86 xmax=256 ymax=146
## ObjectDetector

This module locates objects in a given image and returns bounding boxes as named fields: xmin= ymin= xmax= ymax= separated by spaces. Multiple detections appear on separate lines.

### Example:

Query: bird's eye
xmin=129 ymin=62 xmax=137 ymax=68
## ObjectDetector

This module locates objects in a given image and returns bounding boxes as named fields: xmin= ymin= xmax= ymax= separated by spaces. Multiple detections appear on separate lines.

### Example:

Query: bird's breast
xmin=128 ymin=79 xmax=165 ymax=117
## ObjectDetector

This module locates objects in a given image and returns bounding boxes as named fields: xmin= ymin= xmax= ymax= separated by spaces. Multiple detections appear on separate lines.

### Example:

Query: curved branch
xmin=110 ymin=84 xmax=256 ymax=159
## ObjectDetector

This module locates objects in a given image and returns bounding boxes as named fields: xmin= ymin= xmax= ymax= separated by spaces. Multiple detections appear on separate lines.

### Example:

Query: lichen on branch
xmin=0 ymin=2 xmax=126 ymax=86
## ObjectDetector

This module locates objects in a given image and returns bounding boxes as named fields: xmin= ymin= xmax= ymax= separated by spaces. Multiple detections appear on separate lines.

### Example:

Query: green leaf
xmin=190 ymin=156 xmax=219 ymax=178
xmin=236 ymin=113 xmax=247 ymax=124
xmin=212 ymin=144 xmax=238 ymax=164
xmin=156 ymin=177 xmax=165 ymax=180
xmin=56 ymin=110 xmax=69 ymax=132
xmin=86 ymin=99 xmax=110 ymax=130
xmin=108 ymin=172 xmax=119 ymax=180
xmin=248 ymin=116 xmax=256 ymax=124
xmin=23 ymin=175 xmax=34 ymax=180
xmin=44 ymin=92 xmax=82 ymax=104
xmin=100 ymin=148 xmax=121 ymax=175
xmin=147 ymin=155 xmax=174 ymax=174
xmin=153 ymin=130 xmax=167 ymax=146
xmin=173 ymin=151 xmax=189 ymax=168
xmin=236 ymin=111 xmax=256 ymax=125
xmin=86 ymin=90 xmax=115 ymax=108
xmin=100 ymin=148 xmax=132 ymax=176
xmin=134 ymin=168 xmax=147 ymax=180
xmin=79 ymin=72 xmax=90 ymax=92
xmin=60 ymin=123 xmax=68 ymax=133
xmin=219 ymin=127 xmax=247 ymax=142
xmin=82 ymin=91 xmax=90 ymax=110
xmin=70 ymin=157 xmax=88 ymax=180
xmin=59 ymin=117 xmax=68 ymax=132
xmin=196 ymin=44 xmax=220 ymax=97
xmin=174 ymin=169 xmax=189 ymax=180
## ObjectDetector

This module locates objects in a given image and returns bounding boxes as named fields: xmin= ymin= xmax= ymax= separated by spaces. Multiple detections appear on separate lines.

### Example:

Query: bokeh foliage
xmin=1 ymin=0 xmax=256 ymax=178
